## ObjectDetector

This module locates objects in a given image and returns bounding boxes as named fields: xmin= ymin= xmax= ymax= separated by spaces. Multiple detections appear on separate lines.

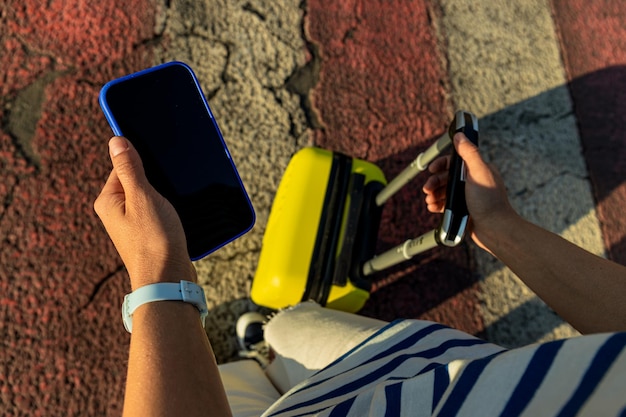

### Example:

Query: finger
xmin=100 ymin=167 xmax=124 ymax=198
xmin=94 ymin=168 xmax=125 ymax=219
xmin=423 ymin=174 xmax=447 ymax=214
xmin=423 ymin=190 xmax=446 ymax=212
xmin=428 ymin=155 xmax=451 ymax=174
xmin=453 ymin=132 xmax=483 ymax=172
xmin=426 ymin=202 xmax=445 ymax=214
xmin=422 ymin=170 xmax=449 ymax=194
xmin=424 ymin=185 xmax=447 ymax=209
xmin=108 ymin=137 xmax=149 ymax=196
xmin=424 ymin=187 xmax=447 ymax=204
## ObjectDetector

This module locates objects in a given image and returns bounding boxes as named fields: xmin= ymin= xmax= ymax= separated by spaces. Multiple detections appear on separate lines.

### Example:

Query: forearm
xmin=481 ymin=214 xmax=626 ymax=334
xmin=123 ymin=302 xmax=232 ymax=417
xmin=95 ymin=137 xmax=233 ymax=415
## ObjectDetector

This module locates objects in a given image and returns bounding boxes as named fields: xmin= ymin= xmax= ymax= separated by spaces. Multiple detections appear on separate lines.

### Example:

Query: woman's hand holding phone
xmin=99 ymin=61 xmax=255 ymax=260
xmin=94 ymin=136 xmax=197 ymax=291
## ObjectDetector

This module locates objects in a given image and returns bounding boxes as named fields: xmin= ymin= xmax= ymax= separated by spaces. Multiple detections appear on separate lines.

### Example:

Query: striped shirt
xmin=262 ymin=320 xmax=626 ymax=416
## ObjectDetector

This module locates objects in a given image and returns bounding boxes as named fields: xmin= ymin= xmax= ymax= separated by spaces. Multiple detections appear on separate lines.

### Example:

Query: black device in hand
xmin=99 ymin=61 xmax=255 ymax=260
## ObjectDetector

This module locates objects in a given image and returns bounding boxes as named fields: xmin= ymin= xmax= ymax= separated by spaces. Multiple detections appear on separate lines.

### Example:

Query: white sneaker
xmin=236 ymin=311 xmax=270 ymax=367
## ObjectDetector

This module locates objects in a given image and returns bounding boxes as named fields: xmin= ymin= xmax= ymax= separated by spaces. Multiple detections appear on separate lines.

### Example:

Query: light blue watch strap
xmin=122 ymin=281 xmax=208 ymax=333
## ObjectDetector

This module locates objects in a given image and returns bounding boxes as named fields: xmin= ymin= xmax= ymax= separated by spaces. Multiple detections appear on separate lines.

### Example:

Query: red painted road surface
xmin=1 ymin=1 xmax=156 ymax=414
xmin=1 ymin=0 xmax=626 ymax=415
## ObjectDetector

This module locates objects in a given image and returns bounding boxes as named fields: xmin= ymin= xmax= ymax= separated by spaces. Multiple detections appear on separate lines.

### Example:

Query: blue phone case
xmin=99 ymin=61 xmax=255 ymax=260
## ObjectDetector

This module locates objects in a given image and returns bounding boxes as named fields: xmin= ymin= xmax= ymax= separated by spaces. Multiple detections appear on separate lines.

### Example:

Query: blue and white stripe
xmin=262 ymin=320 xmax=626 ymax=416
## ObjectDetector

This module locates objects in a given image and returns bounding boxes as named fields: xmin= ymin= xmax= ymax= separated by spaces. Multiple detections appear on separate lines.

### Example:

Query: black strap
xmin=302 ymin=153 xmax=352 ymax=305
xmin=332 ymin=173 xmax=366 ymax=286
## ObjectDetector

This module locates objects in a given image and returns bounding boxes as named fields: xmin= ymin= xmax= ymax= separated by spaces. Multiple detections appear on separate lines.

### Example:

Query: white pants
xmin=218 ymin=302 xmax=387 ymax=417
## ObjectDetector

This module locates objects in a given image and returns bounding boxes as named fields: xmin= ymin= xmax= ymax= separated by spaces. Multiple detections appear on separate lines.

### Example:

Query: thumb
xmin=453 ymin=132 xmax=484 ymax=172
xmin=108 ymin=136 xmax=148 ymax=192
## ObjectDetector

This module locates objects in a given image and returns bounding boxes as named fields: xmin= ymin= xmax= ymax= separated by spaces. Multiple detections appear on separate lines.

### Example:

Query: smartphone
xmin=99 ymin=61 xmax=255 ymax=260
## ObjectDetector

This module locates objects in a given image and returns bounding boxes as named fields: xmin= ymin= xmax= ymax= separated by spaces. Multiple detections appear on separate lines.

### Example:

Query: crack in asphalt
xmin=242 ymin=2 xmax=266 ymax=22
xmin=0 ymin=177 xmax=20 ymax=226
xmin=80 ymin=264 xmax=126 ymax=311
xmin=285 ymin=0 xmax=322 ymax=130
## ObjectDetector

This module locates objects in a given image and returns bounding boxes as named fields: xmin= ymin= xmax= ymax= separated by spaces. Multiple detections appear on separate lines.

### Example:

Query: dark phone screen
xmin=101 ymin=63 xmax=255 ymax=260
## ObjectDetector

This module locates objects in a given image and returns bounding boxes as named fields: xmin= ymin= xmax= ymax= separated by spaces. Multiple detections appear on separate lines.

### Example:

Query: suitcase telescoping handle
xmin=362 ymin=111 xmax=479 ymax=276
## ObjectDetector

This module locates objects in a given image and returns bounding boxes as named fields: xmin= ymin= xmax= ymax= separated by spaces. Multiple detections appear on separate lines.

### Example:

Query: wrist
xmin=129 ymin=262 xmax=197 ymax=291
xmin=129 ymin=301 xmax=207 ymax=341
xmin=122 ymin=280 xmax=208 ymax=333
xmin=132 ymin=299 xmax=201 ymax=326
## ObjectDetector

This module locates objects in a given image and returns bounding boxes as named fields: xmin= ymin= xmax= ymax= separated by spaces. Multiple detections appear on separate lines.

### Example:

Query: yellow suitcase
xmin=252 ymin=111 xmax=479 ymax=313
xmin=252 ymin=148 xmax=386 ymax=312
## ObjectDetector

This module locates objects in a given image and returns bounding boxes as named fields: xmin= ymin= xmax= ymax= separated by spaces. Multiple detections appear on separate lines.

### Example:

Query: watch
xmin=122 ymin=280 xmax=208 ymax=333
